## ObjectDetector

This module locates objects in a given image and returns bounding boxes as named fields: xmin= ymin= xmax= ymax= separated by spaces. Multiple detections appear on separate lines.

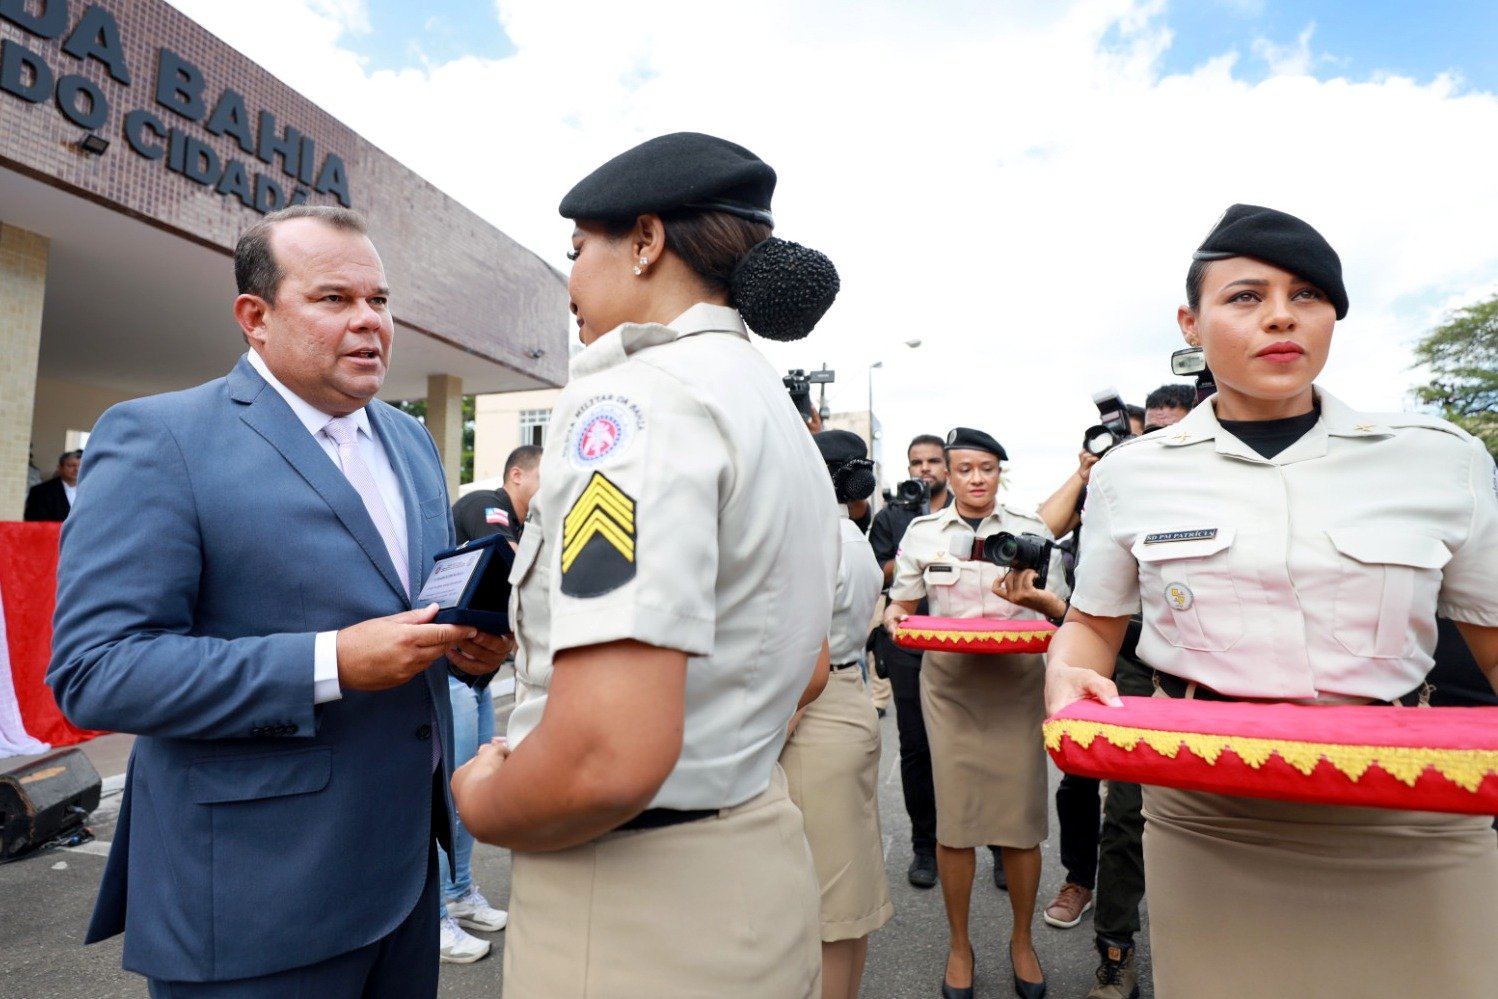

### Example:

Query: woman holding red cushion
xmin=1046 ymin=204 xmax=1498 ymax=997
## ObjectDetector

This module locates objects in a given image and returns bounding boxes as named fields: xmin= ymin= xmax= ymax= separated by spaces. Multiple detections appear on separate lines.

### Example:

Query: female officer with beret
xmin=781 ymin=429 xmax=895 ymax=999
xmin=1047 ymin=204 xmax=1498 ymax=997
xmin=883 ymin=428 xmax=1069 ymax=999
xmin=450 ymin=132 xmax=843 ymax=997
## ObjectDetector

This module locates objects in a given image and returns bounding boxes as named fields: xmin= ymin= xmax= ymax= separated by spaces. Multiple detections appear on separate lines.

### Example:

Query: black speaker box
xmin=0 ymin=748 xmax=102 ymax=858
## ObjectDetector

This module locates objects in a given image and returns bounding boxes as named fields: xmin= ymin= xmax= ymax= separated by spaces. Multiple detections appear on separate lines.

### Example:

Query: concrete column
xmin=426 ymin=373 xmax=463 ymax=498
xmin=0 ymin=225 xmax=48 ymax=521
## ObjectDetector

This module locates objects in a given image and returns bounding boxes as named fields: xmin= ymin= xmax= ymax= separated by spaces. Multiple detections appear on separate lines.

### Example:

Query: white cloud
xmin=166 ymin=0 xmax=1498 ymax=504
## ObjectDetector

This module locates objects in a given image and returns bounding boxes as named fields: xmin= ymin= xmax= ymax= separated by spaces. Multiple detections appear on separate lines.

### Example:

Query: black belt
xmin=1154 ymin=671 xmax=1396 ymax=706
xmin=615 ymin=807 xmax=717 ymax=833
xmin=830 ymin=661 xmax=860 ymax=672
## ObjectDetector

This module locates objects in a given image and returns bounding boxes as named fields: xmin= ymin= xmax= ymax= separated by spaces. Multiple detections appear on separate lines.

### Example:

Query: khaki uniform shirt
xmin=829 ymin=509 xmax=882 ymax=665
xmin=890 ymin=500 xmax=1069 ymax=620
xmin=507 ymin=304 xmax=839 ymax=810
xmin=1070 ymin=387 xmax=1498 ymax=701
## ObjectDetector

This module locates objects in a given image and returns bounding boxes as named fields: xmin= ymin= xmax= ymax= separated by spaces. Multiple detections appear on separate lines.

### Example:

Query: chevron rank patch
xmin=560 ymin=472 xmax=637 ymax=597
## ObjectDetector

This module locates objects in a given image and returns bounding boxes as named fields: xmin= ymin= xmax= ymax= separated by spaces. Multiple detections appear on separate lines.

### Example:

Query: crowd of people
xmin=40 ymin=128 xmax=1498 ymax=999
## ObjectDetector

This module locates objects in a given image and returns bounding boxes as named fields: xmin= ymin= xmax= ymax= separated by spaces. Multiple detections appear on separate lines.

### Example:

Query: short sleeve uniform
xmin=1068 ymin=387 xmax=1498 ymax=998
xmin=890 ymin=501 xmax=1068 ymax=848
xmin=501 ymin=304 xmax=835 ymax=999
xmin=780 ymin=511 xmax=894 ymax=941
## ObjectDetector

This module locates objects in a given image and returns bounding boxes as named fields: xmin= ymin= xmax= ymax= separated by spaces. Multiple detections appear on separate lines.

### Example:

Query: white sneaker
xmin=439 ymin=913 xmax=490 ymax=964
xmin=447 ymin=887 xmax=509 ymax=932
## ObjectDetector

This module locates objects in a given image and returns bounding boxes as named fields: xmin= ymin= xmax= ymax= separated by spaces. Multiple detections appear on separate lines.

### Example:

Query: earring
xmin=633 ymin=256 xmax=648 ymax=276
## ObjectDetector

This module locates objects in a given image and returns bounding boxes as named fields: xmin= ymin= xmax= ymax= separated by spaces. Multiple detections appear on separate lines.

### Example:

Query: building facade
xmin=1 ymin=0 xmax=569 ymax=514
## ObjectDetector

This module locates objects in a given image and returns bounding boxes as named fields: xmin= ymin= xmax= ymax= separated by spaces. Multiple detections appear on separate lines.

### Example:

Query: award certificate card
xmin=416 ymin=548 xmax=485 ymax=608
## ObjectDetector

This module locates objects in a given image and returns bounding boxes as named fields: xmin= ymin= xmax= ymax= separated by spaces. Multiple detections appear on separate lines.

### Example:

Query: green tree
xmin=1412 ymin=297 xmax=1498 ymax=458
xmin=397 ymin=396 xmax=477 ymax=483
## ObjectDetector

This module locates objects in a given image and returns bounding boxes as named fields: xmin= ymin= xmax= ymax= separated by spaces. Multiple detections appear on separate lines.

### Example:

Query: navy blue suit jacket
xmin=48 ymin=358 xmax=457 ymax=983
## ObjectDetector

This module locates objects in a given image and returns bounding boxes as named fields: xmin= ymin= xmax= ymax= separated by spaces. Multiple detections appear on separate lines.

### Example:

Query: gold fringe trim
xmin=897 ymin=628 xmax=1052 ymax=645
xmin=1043 ymin=718 xmax=1498 ymax=793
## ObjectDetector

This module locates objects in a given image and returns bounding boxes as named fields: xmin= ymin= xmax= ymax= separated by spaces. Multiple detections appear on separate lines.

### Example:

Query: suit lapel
xmin=229 ymin=359 xmax=408 ymax=603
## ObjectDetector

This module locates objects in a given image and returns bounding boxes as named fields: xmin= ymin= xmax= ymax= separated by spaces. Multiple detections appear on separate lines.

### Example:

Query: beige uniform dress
xmin=780 ymin=510 xmax=896 ymax=941
xmin=503 ymin=304 xmax=839 ymax=999
xmin=1071 ymin=387 xmax=1498 ymax=999
xmin=890 ymin=501 xmax=1069 ymax=849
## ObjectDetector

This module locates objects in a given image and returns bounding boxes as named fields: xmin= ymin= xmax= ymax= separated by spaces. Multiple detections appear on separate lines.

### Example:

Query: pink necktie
xmin=323 ymin=416 xmax=409 ymax=595
xmin=324 ymin=415 xmax=441 ymax=770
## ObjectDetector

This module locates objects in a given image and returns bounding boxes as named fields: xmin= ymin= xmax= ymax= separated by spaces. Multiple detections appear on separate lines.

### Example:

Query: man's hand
xmin=1045 ymin=662 xmax=1123 ymax=716
xmin=992 ymin=568 xmax=1068 ymax=620
xmin=447 ymin=630 xmax=516 ymax=676
xmin=336 ymin=604 xmax=477 ymax=691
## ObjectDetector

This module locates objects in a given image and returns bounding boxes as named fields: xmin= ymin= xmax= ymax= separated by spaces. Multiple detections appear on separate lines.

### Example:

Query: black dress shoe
xmin=1011 ymin=943 xmax=1046 ymax=999
xmin=908 ymin=852 xmax=937 ymax=888
xmin=941 ymin=954 xmax=975 ymax=999
xmin=1012 ymin=971 xmax=1046 ymax=999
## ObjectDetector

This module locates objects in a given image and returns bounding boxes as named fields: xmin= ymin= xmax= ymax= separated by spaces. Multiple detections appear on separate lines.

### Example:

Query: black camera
xmin=1171 ymin=347 xmax=1217 ymax=406
xmin=1082 ymin=387 xmax=1133 ymax=458
xmin=891 ymin=478 xmax=931 ymax=514
xmin=972 ymin=531 xmax=1057 ymax=590
xmin=783 ymin=367 xmax=835 ymax=421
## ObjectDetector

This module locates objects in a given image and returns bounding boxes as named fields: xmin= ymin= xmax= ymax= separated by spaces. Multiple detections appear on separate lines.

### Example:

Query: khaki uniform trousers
xmin=502 ymin=765 xmax=821 ymax=998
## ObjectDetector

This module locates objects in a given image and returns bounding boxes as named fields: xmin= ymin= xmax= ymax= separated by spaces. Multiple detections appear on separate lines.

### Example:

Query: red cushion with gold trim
xmin=894 ymin=615 xmax=1056 ymax=654
xmin=1045 ymin=696 xmax=1498 ymax=815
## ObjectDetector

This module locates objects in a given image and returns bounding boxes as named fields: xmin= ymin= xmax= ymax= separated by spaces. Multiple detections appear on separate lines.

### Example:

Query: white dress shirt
xmin=245 ymin=350 xmax=410 ymax=703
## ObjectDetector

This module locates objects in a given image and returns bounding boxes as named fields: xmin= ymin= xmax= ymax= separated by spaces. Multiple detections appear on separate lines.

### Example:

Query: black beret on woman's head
xmin=1193 ymin=204 xmax=1348 ymax=319
xmin=944 ymin=427 xmax=1008 ymax=461
xmin=559 ymin=131 xmax=840 ymax=342
xmin=558 ymin=132 xmax=777 ymax=225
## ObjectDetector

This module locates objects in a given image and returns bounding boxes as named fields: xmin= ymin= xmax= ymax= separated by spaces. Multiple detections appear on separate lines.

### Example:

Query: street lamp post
xmin=867 ymin=360 xmax=884 ymax=459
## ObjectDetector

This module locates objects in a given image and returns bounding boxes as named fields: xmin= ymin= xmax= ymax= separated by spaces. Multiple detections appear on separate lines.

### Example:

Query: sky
xmin=165 ymin=0 xmax=1498 ymax=505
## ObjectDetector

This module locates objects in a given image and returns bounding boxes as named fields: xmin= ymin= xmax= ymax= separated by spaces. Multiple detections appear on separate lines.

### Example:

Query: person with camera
xmin=867 ymin=434 xmax=951 ymax=887
xmin=1046 ymin=204 xmax=1498 ymax=997
xmin=883 ymin=428 xmax=1068 ymax=999
xmin=779 ymin=429 xmax=894 ymax=999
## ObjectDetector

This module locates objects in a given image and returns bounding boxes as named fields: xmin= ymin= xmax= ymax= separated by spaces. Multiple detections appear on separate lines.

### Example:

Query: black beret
xmin=814 ymin=429 xmax=867 ymax=465
xmin=559 ymin=132 xmax=776 ymax=226
xmin=1193 ymin=204 xmax=1348 ymax=319
xmin=944 ymin=427 xmax=1007 ymax=461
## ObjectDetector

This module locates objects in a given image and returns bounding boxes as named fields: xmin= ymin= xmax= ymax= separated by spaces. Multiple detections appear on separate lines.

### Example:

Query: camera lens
xmin=1083 ymin=424 xmax=1117 ymax=457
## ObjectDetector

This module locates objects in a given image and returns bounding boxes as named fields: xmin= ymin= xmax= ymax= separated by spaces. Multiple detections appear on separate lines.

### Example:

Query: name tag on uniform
xmin=1143 ymin=528 xmax=1219 ymax=545
xmin=926 ymin=563 xmax=954 ymax=573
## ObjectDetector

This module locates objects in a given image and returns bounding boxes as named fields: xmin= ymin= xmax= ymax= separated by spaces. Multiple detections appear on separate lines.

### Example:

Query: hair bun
xmin=728 ymin=237 xmax=840 ymax=342
xmin=836 ymin=464 xmax=877 ymax=504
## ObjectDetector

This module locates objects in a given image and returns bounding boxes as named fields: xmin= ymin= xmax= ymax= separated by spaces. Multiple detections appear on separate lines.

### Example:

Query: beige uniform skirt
xmin=503 ymin=765 xmax=821 ymax=998
xmin=1144 ymin=784 xmax=1498 ymax=998
xmin=920 ymin=649 xmax=1048 ymax=849
xmin=780 ymin=667 xmax=895 ymax=941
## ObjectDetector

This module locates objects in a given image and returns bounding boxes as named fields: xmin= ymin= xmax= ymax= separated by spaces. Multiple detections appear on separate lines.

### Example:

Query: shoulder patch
xmin=560 ymin=472 xmax=637 ymax=597
xmin=565 ymin=395 xmax=646 ymax=470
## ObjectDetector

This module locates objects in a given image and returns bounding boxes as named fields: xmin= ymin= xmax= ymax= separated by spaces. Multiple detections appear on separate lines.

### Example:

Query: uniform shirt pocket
xmin=1325 ymin=528 xmax=1451 ymax=659
xmin=1131 ymin=528 xmax=1242 ymax=652
xmin=922 ymin=563 xmax=962 ymax=617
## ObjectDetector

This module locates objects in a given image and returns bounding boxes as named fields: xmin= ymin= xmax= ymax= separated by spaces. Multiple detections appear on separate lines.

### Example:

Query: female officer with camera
xmin=883 ymin=427 xmax=1068 ymax=999
xmin=780 ymin=429 xmax=895 ymax=999
xmin=1046 ymin=204 xmax=1498 ymax=997
xmin=451 ymin=132 xmax=843 ymax=997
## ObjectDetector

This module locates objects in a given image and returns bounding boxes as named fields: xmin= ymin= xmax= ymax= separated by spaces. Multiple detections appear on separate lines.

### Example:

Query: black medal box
xmin=417 ymin=532 xmax=515 ymax=634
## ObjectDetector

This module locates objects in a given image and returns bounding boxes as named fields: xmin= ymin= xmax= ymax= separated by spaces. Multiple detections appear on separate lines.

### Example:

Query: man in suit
xmin=23 ymin=449 xmax=81 ymax=520
xmin=47 ymin=206 xmax=511 ymax=997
